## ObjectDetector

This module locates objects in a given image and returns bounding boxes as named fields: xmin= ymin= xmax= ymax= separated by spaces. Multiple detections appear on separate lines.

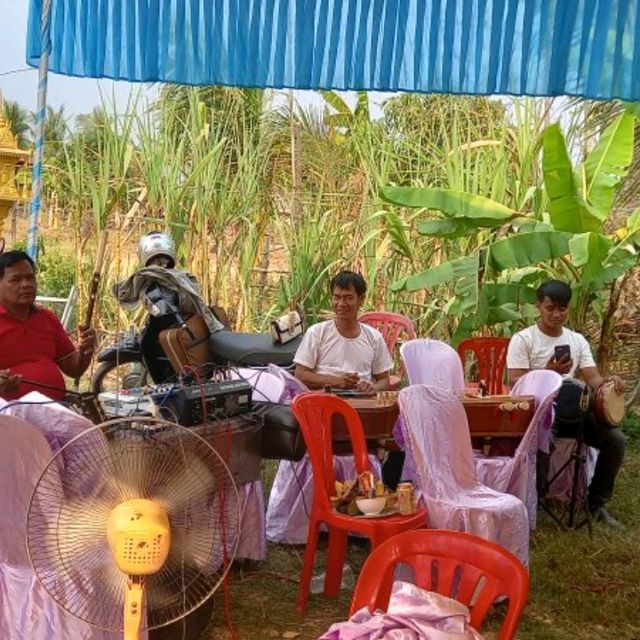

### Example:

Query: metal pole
xmin=27 ymin=0 xmax=54 ymax=262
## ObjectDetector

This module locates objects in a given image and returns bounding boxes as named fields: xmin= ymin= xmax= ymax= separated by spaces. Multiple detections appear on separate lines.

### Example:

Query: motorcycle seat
xmin=208 ymin=330 xmax=302 ymax=367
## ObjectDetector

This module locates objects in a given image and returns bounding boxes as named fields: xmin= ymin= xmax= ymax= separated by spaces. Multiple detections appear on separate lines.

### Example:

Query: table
xmin=459 ymin=392 xmax=536 ymax=455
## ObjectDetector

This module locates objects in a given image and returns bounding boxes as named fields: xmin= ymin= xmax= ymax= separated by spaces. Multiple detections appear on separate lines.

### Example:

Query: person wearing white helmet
xmin=138 ymin=231 xmax=177 ymax=269
xmin=113 ymin=231 xmax=224 ymax=335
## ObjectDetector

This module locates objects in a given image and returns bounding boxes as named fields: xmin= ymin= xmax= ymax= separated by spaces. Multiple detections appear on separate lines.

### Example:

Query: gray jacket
xmin=112 ymin=267 xmax=224 ymax=333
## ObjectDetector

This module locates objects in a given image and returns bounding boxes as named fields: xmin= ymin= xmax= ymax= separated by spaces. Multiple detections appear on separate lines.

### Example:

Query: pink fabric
xmin=398 ymin=385 xmax=530 ymax=566
xmin=0 ymin=415 xmax=118 ymax=640
xmin=0 ymin=391 xmax=95 ymax=453
xmin=546 ymin=440 xmax=598 ymax=501
xmin=264 ymin=365 xmax=382 ymax=544
xmin=229 ymin=367 xmax=286 ymax=404
xmin=474 ymin=370 xmax=562 ymax=529
xmin=267 ymin=364 xmax=306 ymax=401
xmin=394 ymin=339 xmax=465 ymax=465
xmin=400 ymin=339 xmax=465 ymax=391
xmin=236 ymin=482 xmax=267 ymax=560
xmin=229 ymin=368 xmax=288 ymax=560
xmin=511 ymin=370 xmax=563 ymax=455
xmin=266 ymin=454 xmax=383 ymax=544
xmin=319 ymin=581 xmax=485 ymax=640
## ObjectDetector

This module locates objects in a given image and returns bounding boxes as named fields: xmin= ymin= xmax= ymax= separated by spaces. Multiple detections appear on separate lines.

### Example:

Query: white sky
xmin=0 ymin=1 xmax=388 ymax=121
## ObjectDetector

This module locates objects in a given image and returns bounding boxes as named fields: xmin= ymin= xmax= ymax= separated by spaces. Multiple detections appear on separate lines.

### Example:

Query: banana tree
xmin=382 ymin=109 xmax=639 ymax=358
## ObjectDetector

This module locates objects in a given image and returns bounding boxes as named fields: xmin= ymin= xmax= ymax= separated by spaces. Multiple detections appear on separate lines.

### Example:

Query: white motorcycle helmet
xmin=138 ymin=231 xmax=177 ymax=268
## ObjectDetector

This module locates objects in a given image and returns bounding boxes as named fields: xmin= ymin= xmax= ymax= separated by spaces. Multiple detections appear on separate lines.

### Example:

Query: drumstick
xmin=10 ymin=376 xmax=83 ymax=399
xmin=83 ymin=229 xmax=109 ymax=331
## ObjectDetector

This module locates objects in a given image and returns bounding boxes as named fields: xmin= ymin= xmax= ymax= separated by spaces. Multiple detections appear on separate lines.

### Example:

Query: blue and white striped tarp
xmin=26 ymin=0 xmax=640 ymax=100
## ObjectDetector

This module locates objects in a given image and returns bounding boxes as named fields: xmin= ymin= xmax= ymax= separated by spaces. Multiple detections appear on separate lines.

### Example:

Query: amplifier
xmin=150 ymin=379 xmax=253 ymax=426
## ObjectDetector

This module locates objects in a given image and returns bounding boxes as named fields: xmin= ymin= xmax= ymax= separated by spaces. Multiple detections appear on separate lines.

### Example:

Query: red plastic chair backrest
xmin=359 ymin=311 xmax=417 ymax=376
xmin=457 ymin=337 xmax=510 ymax=395
xmin=350 ymin=529 xmax=529 ymax=640
xmin=291 ymin=393 xmax=372 ymax=513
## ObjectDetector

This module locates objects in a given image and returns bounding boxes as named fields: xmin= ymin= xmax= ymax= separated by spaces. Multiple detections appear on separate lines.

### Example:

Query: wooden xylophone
xmin=459 ymin=392 xmax=536 ymax=455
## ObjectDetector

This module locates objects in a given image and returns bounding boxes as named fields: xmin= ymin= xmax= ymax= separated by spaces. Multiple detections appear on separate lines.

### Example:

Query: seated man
xmin=294 ymin=270 xmax=392 ymax=392
xmin=0 ymin=250 xmax=96 ymax=401
xmin=507 ymin=279 xmax=626 ymax=529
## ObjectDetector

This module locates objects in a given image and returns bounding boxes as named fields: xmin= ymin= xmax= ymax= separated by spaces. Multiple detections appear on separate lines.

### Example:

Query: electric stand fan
xmin=27 ymin=416 xmax=241 ymax=640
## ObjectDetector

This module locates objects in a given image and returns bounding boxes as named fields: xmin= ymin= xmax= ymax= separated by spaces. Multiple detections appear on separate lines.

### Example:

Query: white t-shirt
xmin=294 ymin=320 xmax=392 ymax=382
xmin=507 ymin=324 xmax=595 ymax=378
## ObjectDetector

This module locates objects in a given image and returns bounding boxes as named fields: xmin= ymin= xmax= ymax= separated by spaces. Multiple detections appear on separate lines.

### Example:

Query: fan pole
xmin=124 ymin=578 xmax=144 ymax=640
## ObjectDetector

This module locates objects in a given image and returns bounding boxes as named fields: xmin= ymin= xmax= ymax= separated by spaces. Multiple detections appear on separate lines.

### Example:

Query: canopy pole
xmin=27 ymin=0 xmax=53 ymax=262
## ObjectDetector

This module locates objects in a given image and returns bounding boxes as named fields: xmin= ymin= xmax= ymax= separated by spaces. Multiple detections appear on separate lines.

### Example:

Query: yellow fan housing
xmin=107 ymin=498 xmax=171 ymax=575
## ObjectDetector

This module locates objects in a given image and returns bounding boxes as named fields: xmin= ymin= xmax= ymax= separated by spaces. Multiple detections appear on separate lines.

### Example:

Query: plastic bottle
xmin=309 ymin=564 xmax=355 ymax=594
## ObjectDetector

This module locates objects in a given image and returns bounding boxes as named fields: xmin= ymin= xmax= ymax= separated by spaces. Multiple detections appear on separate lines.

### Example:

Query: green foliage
xmin=36 ymin=248 xmax=76 ymax=298
xmin=10 ymin=239 xmax=77 ymax=300
xmin=2 ymin=99 xmax=31 ymax=149
xmin=383 ymin=108 xmax=640 ymax=342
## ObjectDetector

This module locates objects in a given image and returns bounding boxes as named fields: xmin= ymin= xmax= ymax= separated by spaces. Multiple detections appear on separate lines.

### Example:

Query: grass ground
xmin=201 ymin=417 xmax=640 ymax=640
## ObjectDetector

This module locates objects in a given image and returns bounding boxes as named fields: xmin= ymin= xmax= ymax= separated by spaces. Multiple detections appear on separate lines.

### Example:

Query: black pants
xmin=540 ymin=412 xmax=627 ymax=511
xmin=582 ymin=414 xmax=627 ymax=510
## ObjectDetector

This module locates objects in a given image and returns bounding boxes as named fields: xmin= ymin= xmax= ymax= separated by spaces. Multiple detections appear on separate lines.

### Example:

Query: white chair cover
xmin=474 ymin=370 xmax=562 ymax=528
xmin=394 ymin=338 xmax=465 ymax=469
xmin=0 ymin=415 xmax=118 ymax=639
xmin=0 ymin=390 xmax=95 ymax=451
xmin=398 ymin=385 xmax=529 ymax=566
xmin=265 ymin=365 xmax=382 ymax=544
xmin=229 ymin=368 xmax=288 ymax=560
xmin=400 ymin=339 xmax=465 ymax=391
xmin=229 ymin=367 xmax=286 ymax=404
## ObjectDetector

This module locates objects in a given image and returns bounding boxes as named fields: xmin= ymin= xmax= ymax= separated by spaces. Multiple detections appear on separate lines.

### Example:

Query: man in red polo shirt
xmin=0 ymin=250 xmax=96 ymax=401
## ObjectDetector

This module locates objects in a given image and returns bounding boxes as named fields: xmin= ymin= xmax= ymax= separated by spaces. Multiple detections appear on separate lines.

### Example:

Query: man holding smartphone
xmin=507 ymin=280 xmax=627 ymax=529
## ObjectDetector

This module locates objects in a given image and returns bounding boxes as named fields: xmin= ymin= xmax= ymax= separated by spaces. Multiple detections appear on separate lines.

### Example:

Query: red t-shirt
xmin=0 ymin=304 xmax=75 ymax=400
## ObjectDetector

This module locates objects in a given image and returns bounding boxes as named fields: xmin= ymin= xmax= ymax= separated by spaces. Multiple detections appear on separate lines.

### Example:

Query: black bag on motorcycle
xmin=159 ymin=314 xmax=212 ymax=376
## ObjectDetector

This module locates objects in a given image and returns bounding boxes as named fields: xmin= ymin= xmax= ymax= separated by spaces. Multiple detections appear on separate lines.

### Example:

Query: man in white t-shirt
xmin=507 ymin=280 xmax=626 ymax=529
xmin=294 ymin=271 xmax=392 ymax=392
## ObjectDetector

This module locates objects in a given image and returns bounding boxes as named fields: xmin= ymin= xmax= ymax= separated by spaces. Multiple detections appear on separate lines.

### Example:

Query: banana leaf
xmin=568 ymin=232 xmax=611 ymax=282
xmin=542 ymin=124 xmax=603 ymax=233
xmin=380 ymin=186 xmax=516 ymax=221
xmin=391 ymin=253 xmax=479 ymax=291
xmin=584 ymin=112 xmax=634 ymax=214
xmin=488 ymin=231 xmax=572 ymax=271
xmin=416 ymin=218 xmax=480 ymax=238
xmin=596 ymin=247 xmax=638 ymax=288
xmin=475 ymin=282 xmax=536 ymax=326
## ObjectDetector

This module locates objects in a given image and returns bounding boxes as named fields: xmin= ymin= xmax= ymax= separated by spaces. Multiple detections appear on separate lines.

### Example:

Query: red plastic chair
xmin=350 ymin=529 xmax=529 ymax=640
xmin=359 ymin=311 xmax=417 ymax=389
xmin=291 ymin=392 xmax=427 ymax=613
xmin=457 ymin=337 xmax=510 ymax=395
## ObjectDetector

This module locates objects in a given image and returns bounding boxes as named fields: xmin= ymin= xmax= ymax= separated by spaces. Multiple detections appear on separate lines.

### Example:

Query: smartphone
xmin=554 ymin=344 xmax=571 ymax=362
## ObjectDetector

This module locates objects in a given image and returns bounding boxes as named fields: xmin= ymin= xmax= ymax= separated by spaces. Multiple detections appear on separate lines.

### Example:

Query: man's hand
xmin=77 ymin=325 xmax=96 ymax=355
xmin=356 ymin=378 xmax=376 ymax=393
xmin=0 ymin=369 xmax=22 ymax=394
xmin=609 ymin=374 xmax=626 ymax=394
xmin=334 ymin=372 xmax=359 ymax=389
xmin=545 ymin=354 xmax=572 ymax=375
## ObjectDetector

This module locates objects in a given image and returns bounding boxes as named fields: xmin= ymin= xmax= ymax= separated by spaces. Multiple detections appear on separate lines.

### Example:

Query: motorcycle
xmin=91 ymin=287 xmax=302 ymax=394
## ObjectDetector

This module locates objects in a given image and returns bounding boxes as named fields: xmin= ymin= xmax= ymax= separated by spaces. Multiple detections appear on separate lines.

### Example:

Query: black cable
xmin=0 ymin=68 xmax=35 ymax=77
